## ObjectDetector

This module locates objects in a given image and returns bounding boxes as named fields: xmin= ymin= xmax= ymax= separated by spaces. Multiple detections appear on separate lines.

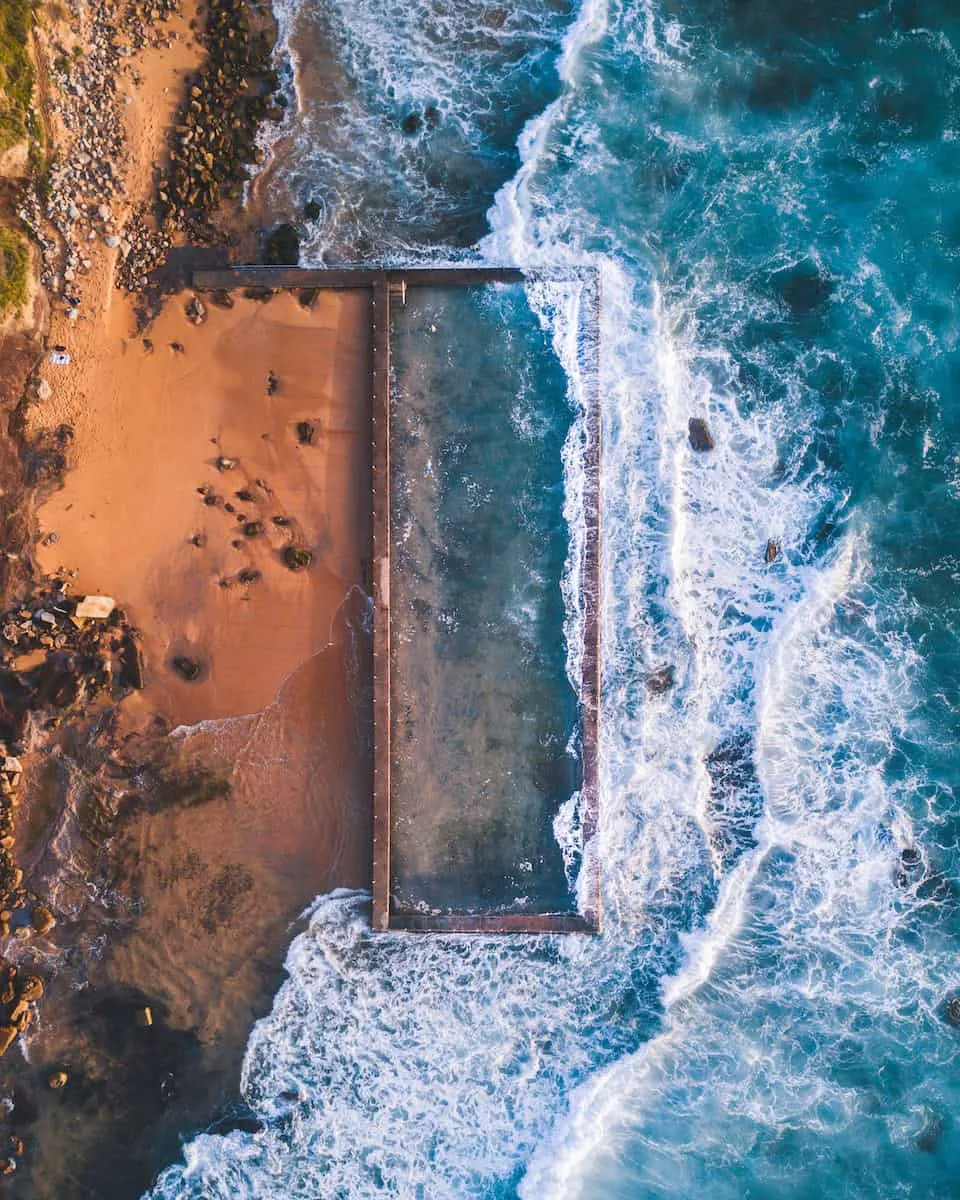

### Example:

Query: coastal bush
xmin=0 ymin=227 xmax=29 ymax=316
xmin=0 ymin=0 xmax=35 ymax=155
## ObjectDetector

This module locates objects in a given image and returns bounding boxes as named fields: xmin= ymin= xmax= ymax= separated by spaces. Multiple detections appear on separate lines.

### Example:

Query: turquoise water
xmin=148 ymin=1 xmax=960 ymax=1196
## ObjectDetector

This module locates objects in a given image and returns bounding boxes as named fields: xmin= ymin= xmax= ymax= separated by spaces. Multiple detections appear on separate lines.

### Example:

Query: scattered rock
xmin=688 ymin=417 xmax=714 ymax=452
xmin=170 ymin=341 xmax=185 ymax=354
xmin=266 ymin=371 xmax=279 ymax=396
xmin=283 ymin=546 xmax=313 ymax=572
xmin=185 ymin=296 xmax=208 ymax=325
xmin=215 ymin=456 xmax=237 ymax=472
xmin=295 ymin=420 xmax=315 ymax=445
xmin=237 ymin=568 xmax=261 ymax=584
xmin=210 ymin=290 xmax=235 ymax=310
xmin=36 ymin=379 xmax=52 ymax=401
xmin=242 ymin=521 xmax=263 ymax=538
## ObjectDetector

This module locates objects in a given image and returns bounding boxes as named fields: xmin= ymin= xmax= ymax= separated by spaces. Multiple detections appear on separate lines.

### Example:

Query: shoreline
xmin=0 ymin=1 xmax=373 ymax=1195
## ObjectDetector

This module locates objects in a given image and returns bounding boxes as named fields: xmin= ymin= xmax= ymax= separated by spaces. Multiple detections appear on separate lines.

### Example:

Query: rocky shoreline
xmin=0 ymin=1 xmax=341 ymax=1195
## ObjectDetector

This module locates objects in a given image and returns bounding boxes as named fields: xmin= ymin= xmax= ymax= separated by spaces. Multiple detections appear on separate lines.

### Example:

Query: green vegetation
xmin=0 ymin=0 xmax=35 ymax=155
xmin=0 ymin=227 xmax=29 ymax=316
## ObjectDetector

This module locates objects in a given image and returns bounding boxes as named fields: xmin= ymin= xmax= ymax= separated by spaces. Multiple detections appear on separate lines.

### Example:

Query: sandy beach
xmin=0 ymin=1 xmax=374 ymax=1195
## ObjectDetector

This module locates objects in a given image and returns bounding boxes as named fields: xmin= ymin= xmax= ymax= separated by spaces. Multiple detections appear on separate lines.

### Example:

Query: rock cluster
xmin=157 ymin=0 xmax=285 ymax=242
xmin=0 ymin=581 xmax=144 ymax=732
xmin=18 ymin=0 xmax=283 ymax=305
xmin=0 ymin=968 xmax=45 ymax=1061
xmin=17 ymin=0 xmax=174 ymax=299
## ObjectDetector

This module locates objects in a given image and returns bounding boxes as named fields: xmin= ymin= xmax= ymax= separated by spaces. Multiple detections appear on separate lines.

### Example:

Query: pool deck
xmin=193 ymin=265 xmax=601 ymax=935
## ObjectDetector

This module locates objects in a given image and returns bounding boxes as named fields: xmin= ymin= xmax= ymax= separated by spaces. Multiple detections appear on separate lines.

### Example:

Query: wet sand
xmin=11 ymin=289 xmax=375 ymax=1198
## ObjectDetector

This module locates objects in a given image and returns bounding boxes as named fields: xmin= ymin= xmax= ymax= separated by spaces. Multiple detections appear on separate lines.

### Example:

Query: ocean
xmin=149 ymin=0 xmax=960 ymax=1195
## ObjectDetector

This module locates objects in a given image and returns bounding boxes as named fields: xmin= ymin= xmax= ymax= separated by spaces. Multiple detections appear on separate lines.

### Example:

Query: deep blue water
xmin=149 ymin=1 xmax=960 ymax=1196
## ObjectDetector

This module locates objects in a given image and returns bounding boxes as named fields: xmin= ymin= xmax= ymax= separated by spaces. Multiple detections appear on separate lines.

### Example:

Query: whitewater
xmin=149 ymin=0 xmax=960 ymax=1195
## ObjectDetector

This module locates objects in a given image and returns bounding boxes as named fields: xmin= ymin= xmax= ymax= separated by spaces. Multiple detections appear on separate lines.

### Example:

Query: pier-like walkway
xmin=193 ymin=265 xmax=601 ymax=933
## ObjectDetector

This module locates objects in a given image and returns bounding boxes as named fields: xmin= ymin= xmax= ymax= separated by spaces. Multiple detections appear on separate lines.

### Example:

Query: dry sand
xmin=35 ymin=289 xmax=373 ymax=727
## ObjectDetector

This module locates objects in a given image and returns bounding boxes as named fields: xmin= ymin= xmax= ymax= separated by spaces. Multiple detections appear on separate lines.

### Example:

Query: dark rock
xmin=242 ymin=521 xmax=263 ymax=538
xmin=401 ymin=112 xmax=423 ymax=135
xmin=704 ymin=730 xmax=762 ymax=869
xmin=237 ymin=568 xmax=261 ymax=584
xmin=424 ymin=104 xmax=441 ymax=129
xmin=764 ymin=539 xmax=781 ymax=563
xmin=170 ymin=656 xmax=202 ymax=683
xmin=295 ymin=420 xmax=315 ymax=445
xmin=118 ymin=631 xmax=145 ymax=690
xmin=915 ymin=1111 xmax=945 ymax=1153
xmin=646 ymin=665 xmax=675 ymax=695
xmin=266 ymin=371 xmax=279 ymax=396
xmin=688 ymin=417 xmax=714 ymax=452
xmin=210 ymin=289 xmax=235 ymax=309
xmin=298 ymin=288 xmax=318 ymax=310
xmin=773 ymin=259 xmax=834 ymax=314
xmin=943 ymin=993 xmax=960 ymax=1028
xmin=283 ymin=546 xmax=312 ymax=572
xmin=185 ymin=296 xmax=208 ymax=325
xmin=262 ymin=223 xmax=300 ymax=267
xmin=303 ymin=198 xmax=321 ymax=221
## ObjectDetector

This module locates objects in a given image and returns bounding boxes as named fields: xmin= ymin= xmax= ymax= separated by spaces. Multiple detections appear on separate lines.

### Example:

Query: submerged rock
xmin=303 ymin=198 xmax=321 ymax=221
xmin=941 ymin=992 xmax=960 ymax=1028
xmin=773 ymin=259 xmax=834 ymax=314
xmin=764 ymin=539 xmax=781 ymax=563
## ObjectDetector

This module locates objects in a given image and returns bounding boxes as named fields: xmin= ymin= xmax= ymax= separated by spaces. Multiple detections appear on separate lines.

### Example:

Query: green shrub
xmin=0 ymin=227 xmax=29 ymax=316
xmin=0 ymin=0 xmax=35 ymax=155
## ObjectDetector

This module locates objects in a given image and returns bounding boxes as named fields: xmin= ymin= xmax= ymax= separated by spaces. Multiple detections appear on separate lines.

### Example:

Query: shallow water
xmin=148 ymin=0 xmax=960 ymax=1196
